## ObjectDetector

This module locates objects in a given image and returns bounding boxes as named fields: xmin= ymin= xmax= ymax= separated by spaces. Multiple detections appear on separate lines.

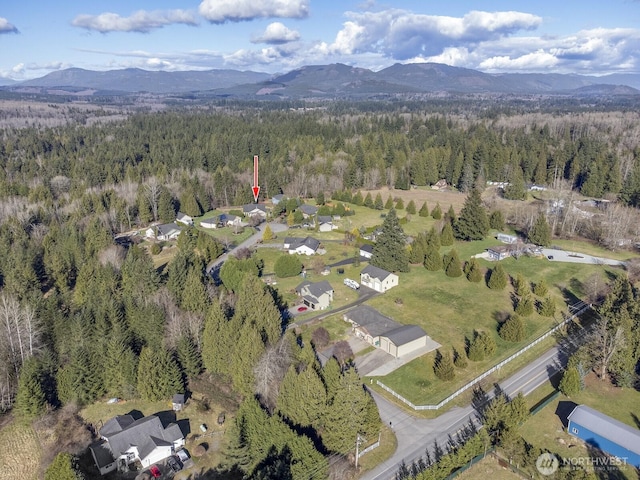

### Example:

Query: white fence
xmin=357 ymin=434 xmax=381 ymax=459
xmin=377 ymin=303 xmax=591 ymax=410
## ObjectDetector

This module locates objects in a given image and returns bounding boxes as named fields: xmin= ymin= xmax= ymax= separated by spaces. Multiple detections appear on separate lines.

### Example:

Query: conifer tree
xmin=233 ymin=275 xmax=282 ymax=345
xmin=45 ymin=453 xmax=84 ymax=480
xmin=418 ymin=201 xmax=429 ymax=217
xmin=374 ymin=193 xmax=384 ymax=210
xmin=408 ymin=233 xmax=427 ymax=264
xmin=321 ymin=357 xmax=342 ymax=401
xmin=433 ymin=349 xmax=455 ymax=381
xmin=262 ymin=224 xmax=273 ymax=241
xmin=539 ymin=296 xmax=556 ymax=317
xmin=406 ymin=199 xmax=417 ymax=214
xmin=202 ymin=301 xmax=232 ymax=375
xmin=453 ymin=348 xmax=468 ymax=368
xmin=515 ymin=294 xmax=534 ymax=316
xmin=445 ymin=205 xmax=457 ymax=225
xmin=454 ymin=188 xmax=489 ymax=240
xmin=424 ymin=244 xmax=443 ymax=271
xmin=371 ymin=209 xmax=409 ymax=273
xmin=431 ymin=203 xmax=442 ymax=219
xmin=137 ymin=347 xmax=183 ymax=401
xmin=230 ymin=324 xmax=265 ymax=395
xmin=181 ymin=267 xmax=209 ymax=313
xmin=513 ymin=273 xmax=529 ymax=297
xmin=177 ymin=335 xmax=203 ymax=379
xmin=559 ymin=365 xmax=581 ymax=397
xmin=395 ymin=198 xmax=404 ymax=210
xmin=426 ymin=226 xmax=441 ymax=249
xmin=489 ymin=210 xmax=505 ymax=230
xmin=104 ymin=330 xmax=138 ymax=399
xmin=384 ymin=195 xmax=394 ymax=209
xmin=277 ymin=365 xmax=327 ymax=427
xmin=364 ymin=192 xmax=374 ymax=208
xmin=14 ymin=357 xmax=47 ymax=419
xmin=444 ymin=249 xmax=463 ymax=277
xmin=465 ymin=257 xmax=483 ymax=282
xmin=528 ymin=213 xmax=551 ymax=246
xmin=287 ymin=211 xmax=295 ymax=227
xmin=57 ymin=346 xmax=103 ymax=405
xmin=533 ymin=278 xmax=549 ymax=297
xmin=440 ymin=222 xmax=454 ymax=246
xmin=499 ymin=314 xmax=526 ymax=342
xmin=503 ymin=166 xmax=527 ymax=200
xmin=352 ymin=191 xmax=364 ymax=206
xmin=488 ymin=263 xmax=507 ymax=290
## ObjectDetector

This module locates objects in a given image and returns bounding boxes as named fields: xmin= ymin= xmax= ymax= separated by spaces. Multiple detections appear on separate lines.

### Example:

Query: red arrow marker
xmin=252 ymin=155 xmax=261 ymax=203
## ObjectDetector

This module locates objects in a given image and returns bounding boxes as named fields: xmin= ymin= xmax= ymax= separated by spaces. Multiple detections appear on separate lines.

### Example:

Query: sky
xmin=2 ymin=0 xmax=640 ymax=81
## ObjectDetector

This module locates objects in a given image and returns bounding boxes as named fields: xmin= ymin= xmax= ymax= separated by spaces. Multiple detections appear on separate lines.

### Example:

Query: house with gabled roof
xmin=176 ymin=212 xmax=194 ymax=226
xmin=242 ymin=204 xmax=268 ymax=219
xmin=286 ymin=236 xmax=321 ymax=255
xmin=299 ymin=204 xmax=318 ymax=218
xmin=89 ymin=413 xmax=185 ymax=475
xmin=359 ymin=244 xmax=374 ymax=259
xmin=318 ymin=215 xmax=338 ymax=232
xmin=343 ymin=305 xmax=428 ymax=358
xmin=145 ymin=223 xmax=182 ymax=241
xmin=360 ymin=265 xmax=399 ymax=293
xmin=295 ymin=280 xmax=334 ymax=310
xmin=272 ymin=193 xmax=286 ymax=205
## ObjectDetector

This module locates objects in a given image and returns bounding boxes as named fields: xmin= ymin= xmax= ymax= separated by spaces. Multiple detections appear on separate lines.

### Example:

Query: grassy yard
xmin=455 ymin=455 xmax=521 ymax=480
xmin=356 ymin=424 xmax=397 ymax=473
xmin=519 ymin=373 xmax=640 ymax=479
xmin=0 ymin=418 xmax=41 ymax=480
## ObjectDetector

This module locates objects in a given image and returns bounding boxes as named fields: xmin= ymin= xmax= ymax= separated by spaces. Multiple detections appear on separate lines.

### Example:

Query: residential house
xmin=496 ymin=233 xmax=519 ymax=244
xmin=299 ymin=204 xmax=318 ymax=219
xmin=360 ymin=265 xmax=399 ymax=293
xmin=176 ymin=212 xmax=194 ymax=226
xmin=359 ymin=244 xmax=374 ymax=259
xmin=145 ymin=223 xmax=182 ymax=241
xmin=199 ymin=218 xmax=218 ymax=229
xmin=272 ymin=194 xmax=286 ymax=205
xmin=343 ymin=305 xmax=428 ymax=358
xmin=486 ymin=243 xmax=540 ymax=261
xmin=90 ymin=413 xmax=185 ymax=475
xmin=242 ymin=204 xmax=268 ymax=219
xmin=285 ymin=236 xmax=321 ymax=255
xmin=567 ymin=405 xmax=640 ymax=467
xmin=318 ymin=215 xmax=338 ymax=232
xmin=295 ymin=280 xmax=334 ymax=310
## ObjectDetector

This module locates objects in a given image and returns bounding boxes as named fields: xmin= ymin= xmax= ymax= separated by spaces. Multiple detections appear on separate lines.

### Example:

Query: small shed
xmin=172 ymin=393 xmax=186 ymax=412
xmin=567 ymin=405 xmax=640 ymax=467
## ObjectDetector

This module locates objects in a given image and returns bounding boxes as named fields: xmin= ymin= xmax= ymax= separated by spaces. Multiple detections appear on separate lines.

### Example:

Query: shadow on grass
xmin=555 ymin=400 xmax=578 ymax=429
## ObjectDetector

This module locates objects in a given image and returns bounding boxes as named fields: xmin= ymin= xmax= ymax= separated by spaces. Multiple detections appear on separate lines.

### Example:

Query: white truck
xmin=344 ymin=278 xmax=360 ymax=290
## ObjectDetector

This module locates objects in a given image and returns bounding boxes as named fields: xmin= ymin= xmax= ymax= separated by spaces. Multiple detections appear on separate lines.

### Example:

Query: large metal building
xmin=567 ymin=405 xmax=640 ymax=467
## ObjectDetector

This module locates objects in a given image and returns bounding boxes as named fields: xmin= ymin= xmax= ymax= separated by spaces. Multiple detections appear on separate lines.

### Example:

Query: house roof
xmin=243 ymin=204 xmax=267 ymax=213
xmin=299 ymin=204 xmax=318 ymax=215
xmin=176 ymin=212 xmax=192 ymax=220
xmin=344 ymin=305 xmax=401 ymax=338
xmin=100 ymin=414 xmax=136 ymax=436
xmin=318 ymin=215 xmax=332 ymax=224
xmin=382 ymin=325 xmax=427 ymax=346
xmin=272 ymin=194 xmax=285 ymax=201
xmin=360 ymin=244 xmax=374 ymax=254
xmin=361 ymin=264 xmax=395 ymax=281
xmin=172 ymin=394 xmax=185 ymax=404
xmin=568 ymin=405 xmax=640 ymax=455
xmin=290 ymin=236 xmax=320 ymax=251
xmin=90 ymin=440 xmax=116 ymax=468
xmin=157 ymin=223 xmax=181 ymax=236
xmin=296 ymin=280 xmax=333 ymax=298
xmin=103 ymin=415 xmax=183 ymax=459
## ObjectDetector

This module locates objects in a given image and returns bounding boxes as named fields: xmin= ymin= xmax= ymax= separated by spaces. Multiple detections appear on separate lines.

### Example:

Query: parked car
xmin=149 ymin=465 xmax=161 ymax=478
xmin=176 ymin=449 xmax=190 ymax=464
xmin=167 ymin=456 xmax=181 ymax=473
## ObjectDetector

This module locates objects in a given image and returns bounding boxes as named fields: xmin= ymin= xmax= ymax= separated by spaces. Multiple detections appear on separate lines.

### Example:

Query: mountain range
xmin=3 ymin=63 xmax=640 ymax=98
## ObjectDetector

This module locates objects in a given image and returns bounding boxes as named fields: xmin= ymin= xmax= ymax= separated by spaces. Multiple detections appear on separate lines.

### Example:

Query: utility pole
xmin=355 ymin=433 xmax=364 ymax=468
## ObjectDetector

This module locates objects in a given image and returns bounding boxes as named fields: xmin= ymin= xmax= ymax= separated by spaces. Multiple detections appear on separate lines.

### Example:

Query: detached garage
xmin=379 ymin=325 xmax=427 ymax=358
xmin=567 ymin=405 xmax=640 ymax=467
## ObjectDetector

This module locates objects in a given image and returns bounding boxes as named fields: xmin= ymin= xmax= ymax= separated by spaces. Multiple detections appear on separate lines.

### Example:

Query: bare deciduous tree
xmin=253 ymin=337 xmax=292 ymax=412
xmin=143 ymin=177 xmax=161 ymax=221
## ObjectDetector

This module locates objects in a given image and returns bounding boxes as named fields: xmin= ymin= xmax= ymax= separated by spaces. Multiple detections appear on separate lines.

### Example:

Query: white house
xmin=242 ymin=204 xmax=268 ymax=219
xmin=199 ymin=219 xmax=218 ymax=229
xmin=145 ymin=223 xmax=182 ymax=241
xmin=318 ymin=215 xmax=338 ymax=232
xmin=200 ymin=213 xmax=244 ymax=229
xmin=295 ymin=280 xmax=334 ymax=310
xmin=90 ymin=414 xmax=185 ymax=475
xmin=286 ymin=236 xmax=321 ymax=255
xmin=360 ymin=265 xmax=399 ymax=293
xmin=359 ymin=244 xmax=374 ymax=259
xmin=176 ymin=212 xmax=194 ymax=226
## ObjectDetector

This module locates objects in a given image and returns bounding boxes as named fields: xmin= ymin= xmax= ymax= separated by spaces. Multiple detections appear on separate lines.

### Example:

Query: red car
xmin=149 ymin=465 xmax=161 ymax=478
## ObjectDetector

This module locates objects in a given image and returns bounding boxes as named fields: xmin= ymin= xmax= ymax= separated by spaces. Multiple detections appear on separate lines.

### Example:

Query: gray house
xmin=295 ymin=280 xmax=334 ymax=310
xmin=90 ymin=413 xmax=185 ymax=475
xmin=299 ymin=204 xmax=318 ymax=218
xmin=360 ymin=264 xmax=399 ymax=293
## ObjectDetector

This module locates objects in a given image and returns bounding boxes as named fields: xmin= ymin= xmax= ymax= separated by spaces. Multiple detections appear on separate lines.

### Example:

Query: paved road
xmin=206 ymin=221 xmax=288 ymax=275
xmin=360 ymin=329 xmax=587 ymax=480
xmin=542 ymin=248 xmax=625 ymax=266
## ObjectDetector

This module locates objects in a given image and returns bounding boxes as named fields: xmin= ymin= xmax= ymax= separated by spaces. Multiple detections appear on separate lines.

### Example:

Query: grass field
xmin=455 ymin=455 xmax=521 ymax=480
xmin=519 ymin=374 xmax=640 ymax=479
xmin=0 ymin=419 xmax=41 ymax=480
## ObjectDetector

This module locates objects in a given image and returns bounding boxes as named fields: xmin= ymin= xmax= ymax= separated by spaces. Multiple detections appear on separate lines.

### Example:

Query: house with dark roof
xmin=272 ymin=194 xmax=286 ymax=205
xmin=299 ymin=204 xmax=318 ymax=218
xmin=286 ymin=236 xmax=321 ymax=255
xmin=295 ymin=280 xmax=334 ymax=310
xmin=318 ymin=215 xmax=338 ymax=232
xmin=176 ymin=212 xmax=194 ymax=226
xmin=360 ymin=264 xmax=399 ymax=293
xmin=567 ymin=405 xmax=640 ymax=467
xmin=343 ymin=305 xmax=428 ymax=358
xmin=242 ymin=204 xmax=268 ymax=219
xmin=145 ymin=223 xmax=182 ymax=241
xmin=89 ymin=413 xmax=185 ymax=475
xmin=359 ymin=244 xmax=374 ymax=259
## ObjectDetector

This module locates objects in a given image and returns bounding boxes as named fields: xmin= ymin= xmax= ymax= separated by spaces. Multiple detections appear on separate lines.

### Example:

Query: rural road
xmin=360 ymin=326 xmax=589 ymax=480
xmin=541 ymin=248 xmax=625 ymax=266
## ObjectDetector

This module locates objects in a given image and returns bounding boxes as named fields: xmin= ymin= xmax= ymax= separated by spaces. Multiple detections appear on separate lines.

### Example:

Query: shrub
xmin=499 ymin=314 xmax=526 ymax=342
xmin=559 ymin=366 xmax=581 ymax=396
xmin=150 ymin=243 xmax=162 ymax=255
xmin=512 ymin=273 xmax=529 ymax=296
xmin=539 ymin=296 xmax=556 ymax=317
xmin=467 ymin=331 xmax=496 ymax=361
xmin=465 ymin=258 xmax=483 ymax=283
xmin=433 ymin=349 xmax=455 ymax=381
xmin=406 ymin=200 xmax=416 ymax=214
xmin=488 ymin=263 xmax=507 ymax=290
xmin=453 ymin=348 xmax=468 ymax=368
xmin=444 ymin=249 xmax=463 ymax=277
xmin=431 ymin=203 xmax=442 ymax=219
xmin=274 ymin=255 xmax=303 ymax=278
xmin=533 ymin=278 xmax=549 ymax=297
xmin=515 ymin=294 xmax=534 ymax=316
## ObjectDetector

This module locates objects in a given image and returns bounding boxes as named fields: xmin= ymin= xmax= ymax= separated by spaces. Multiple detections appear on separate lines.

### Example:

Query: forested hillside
xmin=1 ymin=99 xmax=640 ymax=477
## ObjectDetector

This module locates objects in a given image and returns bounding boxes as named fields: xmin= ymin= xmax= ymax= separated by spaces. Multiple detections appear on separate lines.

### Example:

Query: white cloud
xmin=198 ymin=0 xmax=309 ymax=23
xmin=72 ymin=10 xmax=198 ymax=33
xmin=0 ymin=17 xmax=18 ymax=33
xmin=479 ymin=51 xmax=559 ymax=71
xmin=252 ymin=22 xmax=300 ymax=44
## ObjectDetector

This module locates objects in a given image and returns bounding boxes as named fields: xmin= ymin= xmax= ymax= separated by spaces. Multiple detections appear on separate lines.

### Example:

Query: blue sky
xmin=1 ymin=0 xmax=640 ymax=80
